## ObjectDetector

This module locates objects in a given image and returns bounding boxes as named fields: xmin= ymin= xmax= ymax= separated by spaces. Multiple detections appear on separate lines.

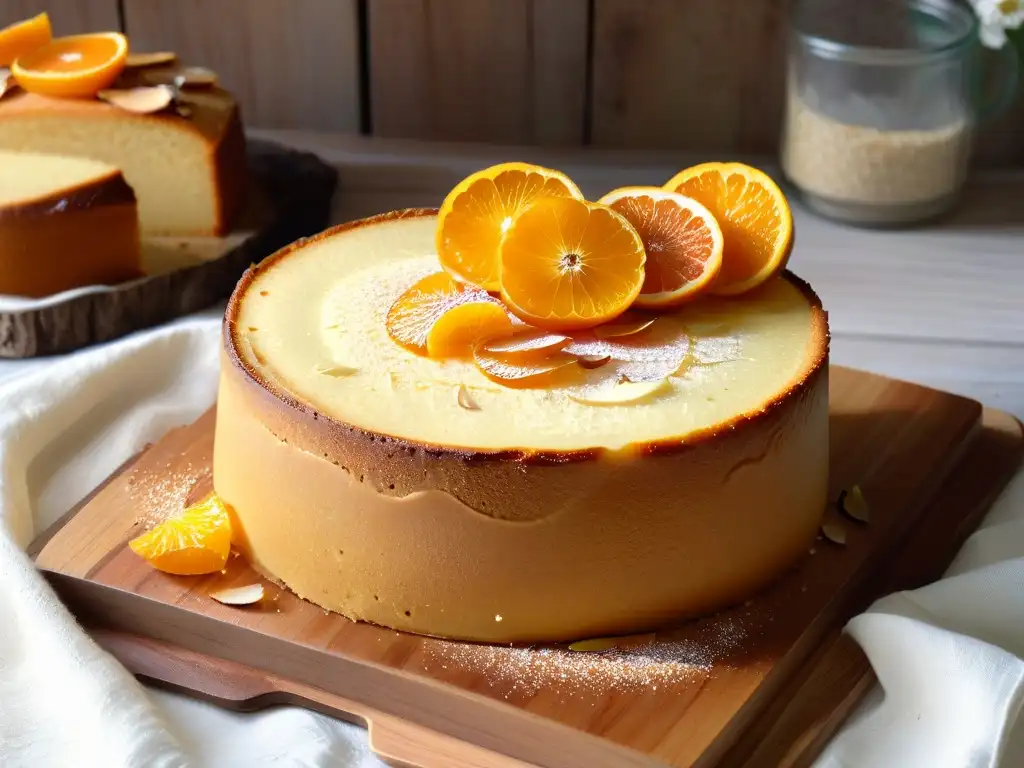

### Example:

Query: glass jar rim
xmin=792 ymin=0 xmax=979 ymax=65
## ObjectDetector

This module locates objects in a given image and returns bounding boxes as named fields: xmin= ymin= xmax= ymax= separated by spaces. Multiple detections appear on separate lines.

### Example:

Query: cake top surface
xmin=229 ymin=210 xmax=828 ymax=453
xmin=0 ymin=149 xmax=121 ymax=206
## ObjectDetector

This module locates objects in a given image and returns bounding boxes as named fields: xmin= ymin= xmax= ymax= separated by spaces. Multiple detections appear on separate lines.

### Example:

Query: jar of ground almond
xmin=781 ymin=0 xmax=1018 ymax=226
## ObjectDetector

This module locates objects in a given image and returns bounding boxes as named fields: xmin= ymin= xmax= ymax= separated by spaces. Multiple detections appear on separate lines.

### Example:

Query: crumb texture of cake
xmin=0 ymin=150 xmax=140 ymax=297
xmin=213 ymin=210 xmax=830 ymax=643
xmin=0 ymin=88 xmax=246 ymax=236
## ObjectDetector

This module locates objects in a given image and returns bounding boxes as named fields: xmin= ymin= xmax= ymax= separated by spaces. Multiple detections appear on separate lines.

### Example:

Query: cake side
xmin=0 ymin=88 xmax=246 ymax=235
xmin=214 ymin=331 xmax=829 ymax=642
xmin=0 ymin=150 xmax=140 ymax=296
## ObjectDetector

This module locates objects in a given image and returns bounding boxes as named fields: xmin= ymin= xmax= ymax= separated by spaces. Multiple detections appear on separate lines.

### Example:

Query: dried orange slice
xmin=663 ymin=163 xmax=792 ymax=296
xmin=499 ymin=196 xmax=645 ymax=331
xmin=474 ymin=347 xmax=579 ymax=388
xmin=129 ymin=494 xmax=232 ymax=576
xmin=425 ymin=301 xmax=513 ymax=358
xmin=11 ymin=32 xmax=128 ymax=98
xmin=436 ymin=162 xmax=584 ymax=291
xmin=0 ymin=12 xmax=51 ymax=68
xmin=386 ymin=271 xmax=500 ymax=356
xmin=598 ymin=187 xmax=724 ymax=308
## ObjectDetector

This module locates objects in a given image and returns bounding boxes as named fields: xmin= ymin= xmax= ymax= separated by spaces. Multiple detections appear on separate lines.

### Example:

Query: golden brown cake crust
xmin=0 ymin=169 xmax=135 ymax=219
xmin=224 ymin=207 xmax=829 ymax=462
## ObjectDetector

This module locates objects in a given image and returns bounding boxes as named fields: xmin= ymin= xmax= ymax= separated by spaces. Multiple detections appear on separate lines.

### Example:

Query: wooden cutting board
xmin=30 ymin=366 xmax=1023 ymax=768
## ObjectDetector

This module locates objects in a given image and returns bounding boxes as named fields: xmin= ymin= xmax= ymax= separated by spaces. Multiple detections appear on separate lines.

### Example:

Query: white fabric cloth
xmin=0 ymin=314 xmax=1021 ymax=768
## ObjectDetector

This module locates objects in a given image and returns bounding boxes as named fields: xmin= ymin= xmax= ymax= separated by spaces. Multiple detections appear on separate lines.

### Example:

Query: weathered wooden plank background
xmin=2 ymin=0 xmax=1022 ymax=165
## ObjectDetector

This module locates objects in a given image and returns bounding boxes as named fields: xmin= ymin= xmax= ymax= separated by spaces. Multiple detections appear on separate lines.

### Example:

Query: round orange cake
xmin=213 ymin=208 xmax=830 ymax=643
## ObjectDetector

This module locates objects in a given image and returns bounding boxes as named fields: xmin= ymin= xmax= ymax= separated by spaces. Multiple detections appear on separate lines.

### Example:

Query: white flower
xmin=970 ymin=0 xmax=1024 ymax=48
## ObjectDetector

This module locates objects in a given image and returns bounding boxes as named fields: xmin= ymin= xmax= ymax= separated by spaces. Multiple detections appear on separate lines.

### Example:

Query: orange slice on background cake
xmin=598 ymin=186 xmax=724 ymax=308
xmin=498 ymin=196 xmax=646 ymax=331
xmin=11 ymin=31 xmax=128 ymax=98
xmin=386 ymin=271 xmax=508 ymax=357
xmin=0 ymin=12 xmax=52 ymax=68
xmin=436 ymin=162 xmax=584 ymax=291
xmin=129 ymin=494 xmax=233 ymax=576
xmin=663 ymin=162 xmax=793 ymax=296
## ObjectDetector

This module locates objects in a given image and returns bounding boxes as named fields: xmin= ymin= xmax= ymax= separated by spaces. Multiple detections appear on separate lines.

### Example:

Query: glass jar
xmin=781 ymin=0 xmax=1019 ymax=226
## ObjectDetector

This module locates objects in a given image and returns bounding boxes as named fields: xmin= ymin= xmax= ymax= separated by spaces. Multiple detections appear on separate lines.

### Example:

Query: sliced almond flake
xmin=593 ymin=316 xmax=657 ymax=339
xmin=576 ymin=354 xmax=611 ymax=370
xmin=456 ymin=384 xmax=480 ymax=411
xmin=482 ymin=330 xmax=569 ymax=355
xmin=839 ymin=485 xmax=870 ymax=523
xmin=125 ymin=51 xmax=178 ymax=69
xmin=569 ymin=378 xmax=670 ymax=406
xmin=0 ymin=68 xmax=16 ymax=100
xmin=209 ymin=584 xmax=264 ymax=605
xmin=174 ymin=66 xmax=218 ymax=88
xmin=821 ymin=522 xmax=847 ymax=546
xmin=474 ymin=349 xmax=578 ymax=385
xmin=97 ymin=85 xmax=175 ymax=114
xmin=314 ymin=364 xmax=359 ymax=377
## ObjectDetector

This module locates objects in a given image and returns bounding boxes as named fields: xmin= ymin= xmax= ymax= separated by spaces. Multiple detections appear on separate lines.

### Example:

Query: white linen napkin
xmin=0 ymin=314 xmax=1021 ymax=768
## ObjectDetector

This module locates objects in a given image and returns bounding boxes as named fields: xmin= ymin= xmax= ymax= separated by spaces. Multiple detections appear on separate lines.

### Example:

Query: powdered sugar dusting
xmin=424 ymin=613 xmax=751 ymax=699
xmin=126 ymin=459 xmax=208 ymax=530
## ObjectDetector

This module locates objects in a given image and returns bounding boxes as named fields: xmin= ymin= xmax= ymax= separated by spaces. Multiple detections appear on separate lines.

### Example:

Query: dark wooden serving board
xmin=0 ymin=139 xmax=337 ymax=359
xmin=30 ymin=367 xmax=1024 ymax=768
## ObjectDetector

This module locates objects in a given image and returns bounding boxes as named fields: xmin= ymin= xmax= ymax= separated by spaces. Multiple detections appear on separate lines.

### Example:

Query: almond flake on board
xmin=838 ymin=485 xmax=870 ymax=523
xmin=569 ymin=378 xmax=669 ymax=406
xmin=821 ymin=522 xmax=847 ymax=546
xmin=97 ymin=85 xmax=176 ymax=114
xmin=174 ymin=66 xmax=218 ymax=88
xmin=209 ymin=584 xmax=265 ymax=606
xmin=125 ymin=51 xmax=178 ymax=69
xmin=457 ymin=384 xmax=480 ymax=411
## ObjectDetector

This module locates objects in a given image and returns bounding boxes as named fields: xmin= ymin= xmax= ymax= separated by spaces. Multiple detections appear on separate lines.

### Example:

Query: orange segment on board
xmin=499 ymin=196 xmax=646 ymax=331
xmin=598 ymin=186 xmax=724 ymax=308
xmin=0 ymin=13 xmax=51 ymax=68
xmin=436 ymin=162 xmax=584 ymax=291
xmin=129 ymin=494 xmax=232 ymax=576
xmin=11 ymin=32 xmax=128 ymax=98
xmin=386 ymin=271 xmax=500 ymax=356
xmin=425 ymin=300 xmax=514 ymax=359
xmin=663 ymin=163 xmax=793 ymax=296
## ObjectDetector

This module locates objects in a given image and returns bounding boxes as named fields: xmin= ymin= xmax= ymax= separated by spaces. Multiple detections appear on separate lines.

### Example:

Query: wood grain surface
xmin=121 ymin=0 xmax=361 ymax=132
xmin=368 ymin=0 xmax=589 ymax=144
xmin=0 ymin=140 xmax=337 ymax=358
xmin=80 ymin=406 xmax=1023 ymax=768
xmin=33 ymin=366 xmax=994 ymax=767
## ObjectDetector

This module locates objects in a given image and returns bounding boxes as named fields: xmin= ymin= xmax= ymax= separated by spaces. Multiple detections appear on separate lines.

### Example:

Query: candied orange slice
xmin=12 ymin=32 xmax=128 ymax=98
xmin=436 ymin=162 xmax=584 ymax=290
xmin=499 ymin=196 xmax=645 ymax=331
xmin=0 ymin=13 xmax=51 ymax=68
xmin=663 ymin=163 xmax=792 ymax=296
xmin=129 ymin=494 xmax=232 ymax=576
xmin=598 ymin=187 xmax=724 ymax=308
xmin=386 ymin=271 xmax=499 ymax=356
xmin=425 ymin=301 xmax=513 ymax=358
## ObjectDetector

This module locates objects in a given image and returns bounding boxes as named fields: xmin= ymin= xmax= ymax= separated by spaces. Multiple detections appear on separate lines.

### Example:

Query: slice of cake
xmin=0 ymin=150 xmax=140 ymax=297
xmin=213 ymin=208 xmax=830 ymax=643
xmin=0 ymin=86 xmax=246 ymax=236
